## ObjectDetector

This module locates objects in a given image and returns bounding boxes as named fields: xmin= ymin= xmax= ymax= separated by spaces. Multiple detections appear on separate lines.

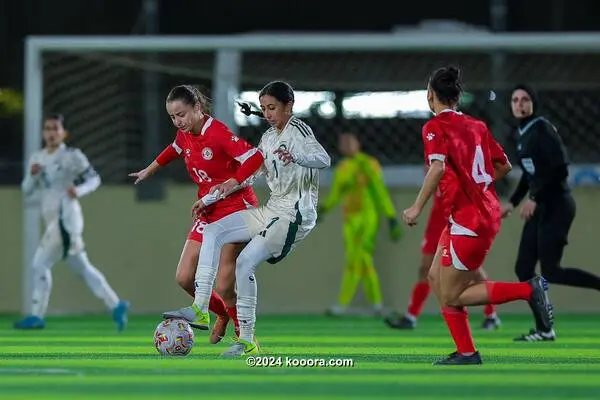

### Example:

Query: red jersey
xmin=422 ymin=110 xmax=508 ymax=236
xmin=157 ymin=116 xmax=261 ymax=209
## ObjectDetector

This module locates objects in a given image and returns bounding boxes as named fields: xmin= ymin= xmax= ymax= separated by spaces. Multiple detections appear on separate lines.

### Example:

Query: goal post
xmin=22 ymin=31 xmax=600 ymax=315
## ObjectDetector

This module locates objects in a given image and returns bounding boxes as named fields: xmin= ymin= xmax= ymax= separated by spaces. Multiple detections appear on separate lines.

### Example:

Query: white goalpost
xmin=22 ymin=31 xmax=600 ymax=315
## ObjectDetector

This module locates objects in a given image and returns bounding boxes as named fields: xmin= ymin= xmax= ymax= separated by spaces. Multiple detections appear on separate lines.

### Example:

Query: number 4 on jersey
xmin=471 ymin=145 xmax=493 ymax=190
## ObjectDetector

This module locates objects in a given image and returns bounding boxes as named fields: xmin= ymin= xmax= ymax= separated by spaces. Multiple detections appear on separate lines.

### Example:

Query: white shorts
xmin=38 ymin=220 xmax=85 ymax=261
xmin=240 ymin=206 xmax=312 ymax=264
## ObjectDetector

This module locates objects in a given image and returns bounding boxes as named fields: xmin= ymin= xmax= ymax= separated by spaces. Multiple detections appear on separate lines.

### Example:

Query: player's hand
xmin=402 ymin=205 xmax=422 ymax=227
xmin=210 ymin=178 xmax=239 ymax=198
xmin=191 ymin=199 xmax=207 ymax=218
xmin=388 ymin=217 xmax=403 ymax=242
xmin=66 ymin=186 xmax=78 ymax=199
xmin=128 ymin=168 xmax=149 ymax=185
xmin=500 ymin=203 xmax=514 ymax=219
xmin=30 ymin=163 xmax=43 ymax=175
xmin=273 ymin=148 xmax=295 ymax=166
xmin=520 ymin=199 xmax=536 ymax=221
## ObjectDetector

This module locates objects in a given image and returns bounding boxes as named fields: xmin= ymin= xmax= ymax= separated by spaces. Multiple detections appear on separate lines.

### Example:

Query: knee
xmin=439 ymin=288 xmax=461 ymax=308
xmin=426 ymin=269 xmax=437 ymax=287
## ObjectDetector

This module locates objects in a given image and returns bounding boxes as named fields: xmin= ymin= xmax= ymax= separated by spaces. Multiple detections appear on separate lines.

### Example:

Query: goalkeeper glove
xmin=388 ymin=217 xmax=402 ymax=242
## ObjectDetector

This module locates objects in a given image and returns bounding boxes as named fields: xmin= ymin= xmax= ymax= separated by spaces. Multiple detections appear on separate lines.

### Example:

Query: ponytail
xmin=237 ymin=102 xmax=264 ymax=119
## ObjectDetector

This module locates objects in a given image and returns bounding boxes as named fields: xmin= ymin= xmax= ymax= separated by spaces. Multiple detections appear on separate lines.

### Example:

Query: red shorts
xmin=421 ymin=202 xmax=447 ymax=255
xmin=187 ymin=190 xmax=258 ymax=243
xmin=438 ymin=225 xmax=495 ymax=271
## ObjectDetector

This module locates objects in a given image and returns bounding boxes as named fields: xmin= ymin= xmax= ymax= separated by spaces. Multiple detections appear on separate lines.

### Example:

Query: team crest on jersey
xmin=202 ymin=147 xmax=213 ymax=160
xmin=426 ymin=132 xmax=435 ymax=141
xmin=278 ymin=143 xmax=287 ymax=151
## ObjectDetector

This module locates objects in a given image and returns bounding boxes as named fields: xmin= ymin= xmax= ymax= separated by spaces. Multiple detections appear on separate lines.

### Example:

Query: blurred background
xmin=1 ymin=0 xmax=600 ymax=317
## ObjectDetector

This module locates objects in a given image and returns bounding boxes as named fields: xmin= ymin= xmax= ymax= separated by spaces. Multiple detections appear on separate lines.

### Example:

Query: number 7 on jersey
xmin=471 ymin=145 xmax=493 ymax=190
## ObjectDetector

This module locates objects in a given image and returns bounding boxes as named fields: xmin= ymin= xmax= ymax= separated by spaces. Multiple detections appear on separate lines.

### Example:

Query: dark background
xmin=1 ymin=0 xmax=599 ymax=186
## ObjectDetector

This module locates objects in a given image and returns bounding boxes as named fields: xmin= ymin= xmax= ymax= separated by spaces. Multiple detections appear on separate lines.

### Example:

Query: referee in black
xmin=502 ymin=84 xmax=600 ymax=342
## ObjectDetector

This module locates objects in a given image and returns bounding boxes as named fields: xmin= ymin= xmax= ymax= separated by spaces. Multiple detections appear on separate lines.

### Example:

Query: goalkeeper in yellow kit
xmin=320 ymin=132 xmax=402 ymax=316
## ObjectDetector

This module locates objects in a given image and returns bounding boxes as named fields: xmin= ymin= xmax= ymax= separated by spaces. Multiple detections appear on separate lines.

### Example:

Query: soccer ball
xmin=153 ymin=319 xmax=195 ymax=356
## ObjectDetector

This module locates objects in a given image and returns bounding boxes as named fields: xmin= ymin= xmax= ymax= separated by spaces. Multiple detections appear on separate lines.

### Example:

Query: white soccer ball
xmin=153 ymin=318 xmax=195 ymax=356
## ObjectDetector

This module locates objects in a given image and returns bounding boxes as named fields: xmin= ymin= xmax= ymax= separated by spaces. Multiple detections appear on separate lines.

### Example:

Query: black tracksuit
xmin=509 ymin=114 xmax=600 ymax=330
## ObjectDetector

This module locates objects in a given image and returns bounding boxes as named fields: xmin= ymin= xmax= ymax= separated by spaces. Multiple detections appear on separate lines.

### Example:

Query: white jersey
xmin=258 ymin=116 xmax=331 ymax=230
xmin=22 ymin=144 xmax=101 ymax=233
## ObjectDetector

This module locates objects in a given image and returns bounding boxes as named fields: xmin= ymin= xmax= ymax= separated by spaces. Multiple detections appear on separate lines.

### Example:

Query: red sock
xmin=485 ymin=281 xmax=532 ymax=305
xmin=407 ymin=281 xmax=431 ymax=317
xmin=483 ymin=304 xmax=496 ymax=317
xmin=442 ymin=307 xmax=476 ymax=354
xmin=227 ymin=306 xmax=240 ymax=336
xmin=209 ymin=290 xmax=228 ymax=317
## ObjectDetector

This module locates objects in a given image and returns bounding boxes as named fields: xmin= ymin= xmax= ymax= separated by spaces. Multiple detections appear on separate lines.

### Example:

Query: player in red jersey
xmin=401 ymin=66 xmax=554 ymax=365
xmin=385 ymin=179 xmax=501 ymax=330
xmin=129 ymin=85 xmax=264 ymax=344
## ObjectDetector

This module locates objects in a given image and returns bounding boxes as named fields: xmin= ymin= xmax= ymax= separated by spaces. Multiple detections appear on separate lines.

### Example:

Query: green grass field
xmin=1 ymin=313 xmax=599 ymax=399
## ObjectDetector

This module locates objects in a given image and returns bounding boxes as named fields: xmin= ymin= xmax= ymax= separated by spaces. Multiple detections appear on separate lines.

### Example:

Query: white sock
xmin=193 ymin=212 xmax=253 ymax=313
xmin=66 ymin=251 xmax=119 ymax=310
xmin=235 ymin=237 xmax=271 ymax=343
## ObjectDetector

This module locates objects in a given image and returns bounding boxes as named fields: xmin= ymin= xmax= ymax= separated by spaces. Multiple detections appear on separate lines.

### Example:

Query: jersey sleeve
xmin=217 ymin=122 xmax=260 ymax=163
xmin=289 ymin=122 xmax=331 ymax=169
xmin=156 ymin=132 xmax=183 ymax=166
xmin=71 ymin=149 xmax=101 ymax=197
xmin=422 ymin=120 xmax=447 ymax=165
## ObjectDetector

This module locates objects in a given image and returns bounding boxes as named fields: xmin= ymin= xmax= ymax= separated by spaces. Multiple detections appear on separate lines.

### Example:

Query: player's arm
xmin=362 ymin=158 xmax=403 ymax=240
xmin=412 ymin=160 xmax=444 ymax=214
xmin=403 ymin=124 xmax=446 ymax=225
xmin=291 ymin=133 xmax=331 ymax=169
xmin=319 ymin=161 xmax=349 ymax=213
xmin=130 ymin=136 xmax=182 ymax=184
xmin=70 ymin=149 xmax=101 ymax=197
xmin=219 ymin=126 xmax=264 ymax=186
xmin=21 ymin=153 xmax=42 ymax=196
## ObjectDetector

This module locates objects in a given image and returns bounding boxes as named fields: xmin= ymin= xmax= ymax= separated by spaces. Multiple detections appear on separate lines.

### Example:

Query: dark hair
xmin=429 ymin=66 xmax=463 ymax=105
xmin=45 ymin=113 xmax=65 ymax=125
xmin=166 ymin=85 xmax=211 ymax=113
xmin=238 ymin=80 xmax=295 ymax=120
xmin=259 ymin=81 xmax=295 ymax=104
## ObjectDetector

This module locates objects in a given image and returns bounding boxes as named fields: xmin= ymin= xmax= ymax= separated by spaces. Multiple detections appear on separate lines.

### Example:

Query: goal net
xmin=34 ymin=34 xmax=600 ymax=187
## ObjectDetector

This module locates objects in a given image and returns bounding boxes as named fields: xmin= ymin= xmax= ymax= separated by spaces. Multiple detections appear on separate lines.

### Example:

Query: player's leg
xmin=172 ymin=209 xmax=257 ymax=329
xmin=538 ymin=195 xmax=600 ymax=291
xmin=512 ymin=215 xmax=549 ymax=340
xmin=14 ymin=232 xmax=62 ymax=329
xmin=221 ymin=235 xmax=272 ymax=357
xmin=434 ymin=233 xmax=552 ymax=365
xmin=359 ymin=214 xmax=383 ymax=315
xmin=476 ymin=268 xmax=501 ymax=330
xmin=64 ymin=245 xmax=128 ymax=331
xmin=212 ymin=243 xmax=245 ymax=343
xmin=167 ymin=221 xmax=230 ymax=337
xmin=222 ymin=211 xmax=307 ymax=357
xmin=328 ymin=217 xmax=362 ymax=315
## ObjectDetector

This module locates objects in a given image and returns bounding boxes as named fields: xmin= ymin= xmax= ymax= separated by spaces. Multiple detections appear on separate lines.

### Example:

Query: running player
xmin=15 ymin=114 xmax=129 ymax=331
xmin=164 ymin=80 xmax=331 ymax=357
xmin=402 ymin=66 xmax=554 ymax=365
xmin=129 ymin=85 xmax=264 ymax=344
xmin=320 ymin=131 xmax=402 ymax=316
xmin=385 ymin=172 xmax=501 ymax=330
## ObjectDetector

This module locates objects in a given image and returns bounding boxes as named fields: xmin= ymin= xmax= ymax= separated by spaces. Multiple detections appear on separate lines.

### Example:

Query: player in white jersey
xmin=15 ymin=114 xmax=129 ymax=331
xmin=163 ymin=81 xmax=331 ymax=356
